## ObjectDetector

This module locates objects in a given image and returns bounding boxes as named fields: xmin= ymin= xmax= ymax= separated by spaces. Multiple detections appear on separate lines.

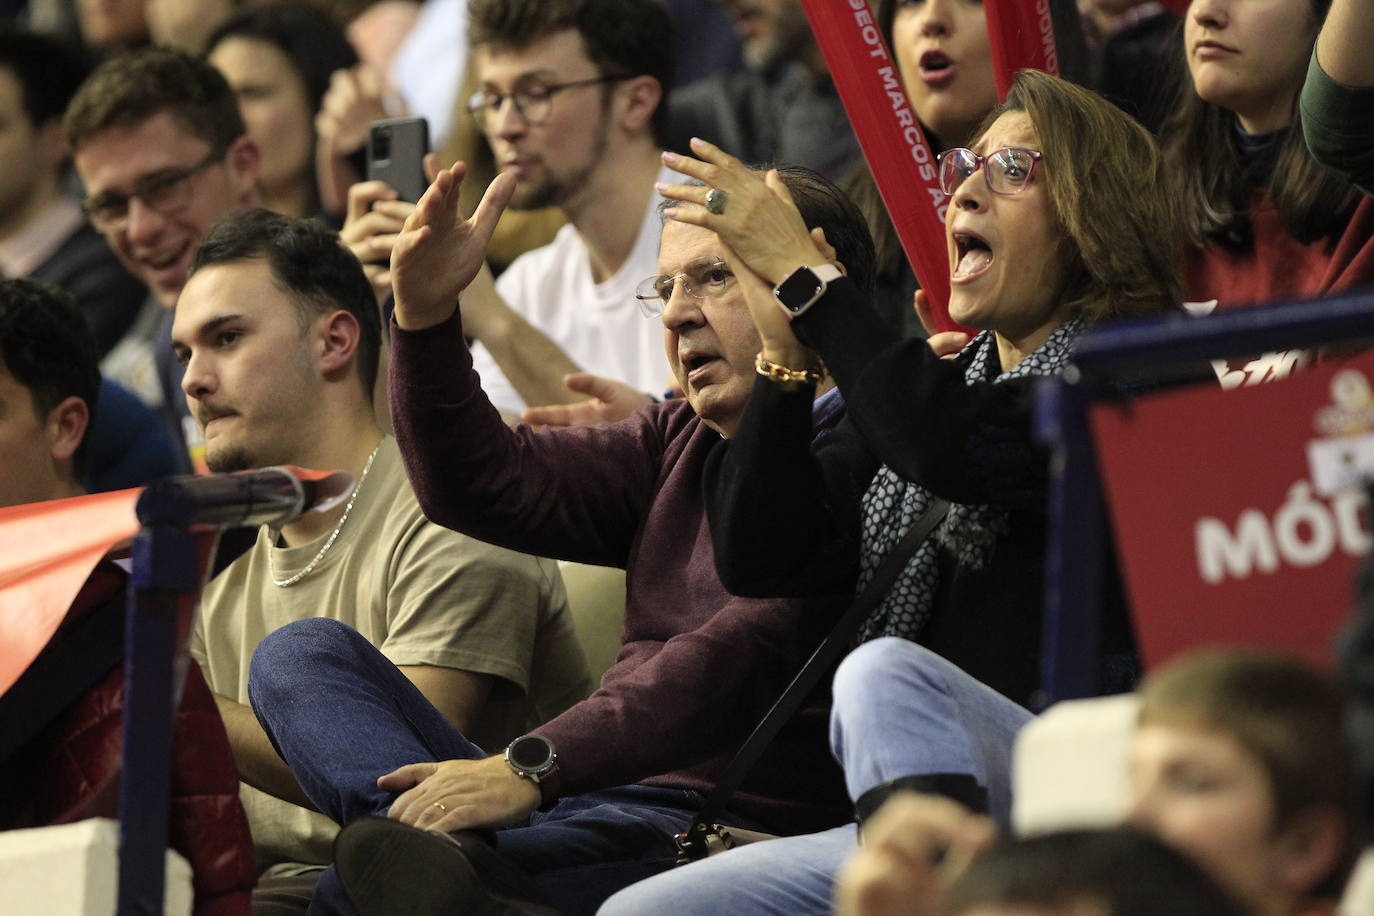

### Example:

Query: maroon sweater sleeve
xmin=390 ymin=314 xmax=849 ymax=830
xmin=388 ymin=311 xmax=667 ymax=567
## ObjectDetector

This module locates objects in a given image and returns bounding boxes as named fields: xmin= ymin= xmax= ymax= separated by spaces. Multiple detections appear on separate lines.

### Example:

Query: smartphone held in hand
xmin=367 ymin=117 xmax=429 ymax=203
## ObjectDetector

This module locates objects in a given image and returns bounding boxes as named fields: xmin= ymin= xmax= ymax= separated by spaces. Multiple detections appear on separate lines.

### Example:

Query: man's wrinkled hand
xmin=522 ymin=373 xmax=654 ymax=427
xmin=380 ymin=755 xmax=540 ymax=834
xmin=390 ymin=164 xmax=515 ymax=331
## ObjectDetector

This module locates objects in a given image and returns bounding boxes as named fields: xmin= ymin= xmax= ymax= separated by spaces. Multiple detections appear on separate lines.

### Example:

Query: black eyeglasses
xmin=937 ymin=147 xmax=1043 ymax=197
xmin=82 ymin=148 xmax=225 ymax=232
xmin=466 ymin=75 xmax=633 ymax=130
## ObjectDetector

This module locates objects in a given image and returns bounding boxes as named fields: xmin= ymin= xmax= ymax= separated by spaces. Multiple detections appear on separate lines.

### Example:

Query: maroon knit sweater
xmin=389 ymin=312 xmax=850 ymax=835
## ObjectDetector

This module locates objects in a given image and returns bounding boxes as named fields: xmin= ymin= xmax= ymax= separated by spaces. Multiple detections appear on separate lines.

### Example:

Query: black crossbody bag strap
xmin=675 ymin=497 xmax=952 ymax=862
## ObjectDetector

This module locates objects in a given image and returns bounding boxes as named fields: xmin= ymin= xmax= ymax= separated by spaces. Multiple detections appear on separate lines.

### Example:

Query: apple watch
xmin=772 ymin=264 xmax=843 ymax=318
xmin=504 ymin=734 xmax=561 ymax=811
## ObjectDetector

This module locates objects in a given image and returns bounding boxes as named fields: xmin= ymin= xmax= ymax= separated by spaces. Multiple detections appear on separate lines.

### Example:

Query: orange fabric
xmin=0 ymin=468 xmax=347 ymax=697
xmin=0 ymin=489 xmax=141 ymax=695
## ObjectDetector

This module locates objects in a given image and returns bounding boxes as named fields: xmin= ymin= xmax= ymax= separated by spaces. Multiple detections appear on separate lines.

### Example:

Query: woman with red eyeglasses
xmin=658 ymin=68 xmax=1177 ymax=712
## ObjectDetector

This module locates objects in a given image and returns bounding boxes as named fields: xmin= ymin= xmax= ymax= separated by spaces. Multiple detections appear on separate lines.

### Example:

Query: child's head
xmin=1129 ymin=650 xmax=1357 ymax=915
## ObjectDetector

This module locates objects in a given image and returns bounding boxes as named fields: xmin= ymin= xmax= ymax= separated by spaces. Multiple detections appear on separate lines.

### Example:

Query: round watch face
xmin=508 ymin=735 xmax=555 ymax=772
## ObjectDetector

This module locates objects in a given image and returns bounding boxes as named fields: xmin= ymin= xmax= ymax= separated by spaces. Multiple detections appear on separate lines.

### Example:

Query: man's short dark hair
xmin=947 ymin=827 xmax=1250 ymax=916
xmin=190 ymin=210 xmax=381 ymax=396
xmin=0 ymin=279 xmax=100 ymax=476
xmin=659 ymin=166 xmax=878 ymax=299
xmin=64 ymin=47 xmax=244 ymax=153
xmin=467 ymin=0 xmax=674 ymax=146
xmin=774 ymin=166 xmax=877 ymax=301
xmin=0 ymin=27 xmax=88 ymax=127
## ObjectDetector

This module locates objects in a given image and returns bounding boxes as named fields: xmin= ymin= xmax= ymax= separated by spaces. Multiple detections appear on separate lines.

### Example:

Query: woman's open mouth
xmin=951 ymin=231 xmax=993 ymax=282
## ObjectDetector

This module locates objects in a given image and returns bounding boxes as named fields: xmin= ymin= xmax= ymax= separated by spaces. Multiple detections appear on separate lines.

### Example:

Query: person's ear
xmin=616 ymin=75 xmax=662 ymax=136
xmin=46 ymin=395 xmax=90 ymax=466
xmin=316 ymin=310 xmax=362 ymax=382
xmin=1273 ymin=805 xmax=1347 ymax=899
xmin=226 ymin=134 xmax=262 ymax=204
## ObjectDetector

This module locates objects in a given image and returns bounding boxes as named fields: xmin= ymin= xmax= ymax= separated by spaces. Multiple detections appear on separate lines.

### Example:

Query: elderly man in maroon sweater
xmin=245 ymin=161 xmax=878 ymax=915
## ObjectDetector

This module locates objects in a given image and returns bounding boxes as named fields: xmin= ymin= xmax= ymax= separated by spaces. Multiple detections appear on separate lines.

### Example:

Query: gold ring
xmin=431 ymin=802 xmax=447 ymax=813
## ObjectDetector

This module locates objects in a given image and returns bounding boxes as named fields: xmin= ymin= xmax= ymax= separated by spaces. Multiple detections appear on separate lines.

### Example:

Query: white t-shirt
xmin=471 ymin=170 xmax=674 ymax=413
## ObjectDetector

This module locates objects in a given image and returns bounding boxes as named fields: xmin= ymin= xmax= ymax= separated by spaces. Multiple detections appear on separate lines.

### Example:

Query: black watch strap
xmin=505 ymin=735 xmax=561 ymax=811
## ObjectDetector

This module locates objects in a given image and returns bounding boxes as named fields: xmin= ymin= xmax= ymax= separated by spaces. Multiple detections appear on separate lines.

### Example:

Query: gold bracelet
xmin=755 ymin=352 xmax=824 ymax=385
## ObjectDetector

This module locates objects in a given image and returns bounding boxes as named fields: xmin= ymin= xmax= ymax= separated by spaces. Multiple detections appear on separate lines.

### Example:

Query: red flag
xmin=799 ymin=0 xmax=960 ymax=333
xmin=0 ymin=489 xmax=142 ymax=694
xmin=984 ymin=0 xmax=1062 ymax=100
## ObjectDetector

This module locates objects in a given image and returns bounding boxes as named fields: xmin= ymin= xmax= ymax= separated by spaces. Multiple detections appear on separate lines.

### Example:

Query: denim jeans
xmin=248 ymin=617 xmax=726 ymax=916
xmin=596 ymin=638 xmax=1034 ymax=916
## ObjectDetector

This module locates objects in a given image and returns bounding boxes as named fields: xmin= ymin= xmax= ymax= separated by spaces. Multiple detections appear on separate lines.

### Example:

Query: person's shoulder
xmin=367 ymin=439 xmax=554 ymax=568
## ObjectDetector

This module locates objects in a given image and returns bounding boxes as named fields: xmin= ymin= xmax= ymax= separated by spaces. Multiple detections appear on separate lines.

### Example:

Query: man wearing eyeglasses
xmin=65 ymin=48 xmax=261 ymax=473
xmin=447 ymin=0 xmax=680 ymax=418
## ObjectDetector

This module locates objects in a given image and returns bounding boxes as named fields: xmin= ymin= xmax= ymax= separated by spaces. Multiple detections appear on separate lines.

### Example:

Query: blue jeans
xmin=597 ymin=638 xmax=1033 ymax=916
xmin=248 ymin=617 xmax=728 ymax=916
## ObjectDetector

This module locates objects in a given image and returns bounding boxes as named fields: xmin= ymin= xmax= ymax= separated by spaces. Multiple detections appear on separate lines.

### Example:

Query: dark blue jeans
xmin=248 ymin=617 xmax=708 ymax=915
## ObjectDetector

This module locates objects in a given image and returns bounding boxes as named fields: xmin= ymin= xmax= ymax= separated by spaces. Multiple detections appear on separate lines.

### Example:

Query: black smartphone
xmin=366 ymin=117 xmax=430 ymax=203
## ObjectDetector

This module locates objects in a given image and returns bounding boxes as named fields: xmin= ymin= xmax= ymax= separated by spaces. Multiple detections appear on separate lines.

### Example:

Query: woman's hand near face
xmin=658 ymin=139 xmax=826 ymax=286
xmin=915 ymin=289 xmax=971 ymax=358
xmin=721 ymin=240 xmax=813 ymax=371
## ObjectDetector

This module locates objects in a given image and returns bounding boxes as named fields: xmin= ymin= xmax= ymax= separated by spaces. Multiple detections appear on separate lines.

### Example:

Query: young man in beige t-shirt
xmin=176 ymin=209 xmax=592 ymax=875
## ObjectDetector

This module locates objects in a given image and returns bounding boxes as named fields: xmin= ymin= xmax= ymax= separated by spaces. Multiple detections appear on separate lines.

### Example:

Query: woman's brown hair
xmin=988 ymin=69 xmax=1182 ymax=322
xmin=1159 ymin=0 xmax=1360 ymax=248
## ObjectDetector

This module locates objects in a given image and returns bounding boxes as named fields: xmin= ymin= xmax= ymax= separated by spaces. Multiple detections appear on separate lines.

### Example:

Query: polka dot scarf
xmin=854 ymin=314 xmax=1086 ymax=645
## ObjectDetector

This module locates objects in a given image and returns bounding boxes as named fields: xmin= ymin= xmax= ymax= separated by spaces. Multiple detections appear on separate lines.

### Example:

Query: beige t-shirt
xmin=191 ymin=437 xmax=592 ymax=873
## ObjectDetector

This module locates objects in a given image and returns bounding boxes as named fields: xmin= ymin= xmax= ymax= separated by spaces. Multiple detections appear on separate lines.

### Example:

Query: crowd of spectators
xmin=1 ymin=0 xmax=1374 ymax=914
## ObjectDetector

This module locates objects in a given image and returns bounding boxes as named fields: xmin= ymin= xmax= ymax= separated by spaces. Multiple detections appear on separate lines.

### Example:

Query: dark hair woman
xmin=1163 ymin=0 xmax=1374 ymax=330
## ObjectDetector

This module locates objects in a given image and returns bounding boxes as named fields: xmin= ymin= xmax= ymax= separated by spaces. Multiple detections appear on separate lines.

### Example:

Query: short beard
xmin=506 ymin=105 xmax=612 ymax=212
xmin=206 ymin=444 xmax=258 ymax=474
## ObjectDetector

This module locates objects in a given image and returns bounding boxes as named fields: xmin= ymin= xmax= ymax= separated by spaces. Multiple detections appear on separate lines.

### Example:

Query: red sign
xmin=1090 ymin=355 xmax=1374 ymax=671
xmin=984 ymin=0 xmax=1061 ymax=100
xmin=800 ymin=0 xmax=958 ymax=332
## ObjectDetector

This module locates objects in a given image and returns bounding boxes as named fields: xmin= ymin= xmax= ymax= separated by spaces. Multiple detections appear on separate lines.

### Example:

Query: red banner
xmin=1090 ymin=355 xmax=1374 ymax=671
xmin=800 ymin=0 xmax=957 ymax=332
xmin=0 ymin=489 xmax=142 ymax=694
xmin=984 ymin=0 xmax=1061 ymax=100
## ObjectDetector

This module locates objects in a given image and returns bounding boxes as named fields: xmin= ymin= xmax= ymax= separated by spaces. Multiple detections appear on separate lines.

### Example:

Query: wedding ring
xmin=431 ymin=802 xmax=448 ymax=813
xmin=704 ymin=187 xmax=728 ymax=215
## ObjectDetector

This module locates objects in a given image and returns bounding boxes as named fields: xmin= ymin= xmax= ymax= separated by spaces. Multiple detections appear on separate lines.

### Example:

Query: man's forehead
xmin=475 ymin=29 xmax=594 ymax=83
xmin=657 ymin=222 xmax=727 ymax=274
xmin=73 ymin=110 xmax=211 ymax=189
xmin=172 ymin=263 xmax=264 ymax=333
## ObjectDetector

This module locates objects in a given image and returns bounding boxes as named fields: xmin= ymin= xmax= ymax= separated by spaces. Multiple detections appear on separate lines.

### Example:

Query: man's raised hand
xmin=390 ymin=165 xmax=515 ymax=331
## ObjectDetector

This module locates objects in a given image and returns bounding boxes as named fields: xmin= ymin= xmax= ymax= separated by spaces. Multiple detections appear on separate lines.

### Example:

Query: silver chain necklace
xmin=268 ymin=443 xmax=382 ymax=588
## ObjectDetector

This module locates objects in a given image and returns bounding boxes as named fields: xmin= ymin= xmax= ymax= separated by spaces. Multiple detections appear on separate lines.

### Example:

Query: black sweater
xmin=704 ymin=277 xmax=1130 ymax=707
